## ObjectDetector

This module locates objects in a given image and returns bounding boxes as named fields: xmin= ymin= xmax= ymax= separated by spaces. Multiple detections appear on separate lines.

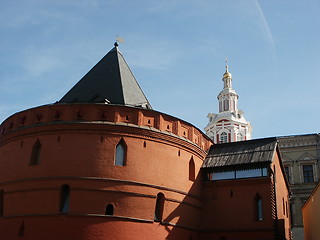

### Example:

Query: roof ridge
xmin=211 ymin=149 xmax=274 ymax=155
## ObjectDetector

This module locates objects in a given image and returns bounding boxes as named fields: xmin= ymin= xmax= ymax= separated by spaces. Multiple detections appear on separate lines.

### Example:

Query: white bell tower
xmin=205 ymin=59 xmax=252 ymax=143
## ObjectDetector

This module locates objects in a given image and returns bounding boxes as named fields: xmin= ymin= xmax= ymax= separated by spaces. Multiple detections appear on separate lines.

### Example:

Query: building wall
xmin=201 ymin=150 xmax=291 ymax=240
xmin=271 ymin=149 xmax=292 ymax=240
xmin=201 ymin=178 xmax=275 ymax=240
xmin=278 ymin=134 xmax=320 ymax=240
xmin=0 ymin=104 xmax=212 ymax=240
xmin=302 ymin=182 xmax=320 ymax=240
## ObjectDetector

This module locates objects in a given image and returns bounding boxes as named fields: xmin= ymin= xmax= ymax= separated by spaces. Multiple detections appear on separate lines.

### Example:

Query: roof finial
xmin=223 ymin=57 xmax=232 ymax=79
xmin=115 ymin=35 xmax=125 ymax=47
xmin=225 ymin=57 xmax=229 ymax=72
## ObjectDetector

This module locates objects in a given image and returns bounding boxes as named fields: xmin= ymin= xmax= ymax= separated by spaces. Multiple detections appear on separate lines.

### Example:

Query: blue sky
xmin=0 ymin=0 xmax=319 ymax=139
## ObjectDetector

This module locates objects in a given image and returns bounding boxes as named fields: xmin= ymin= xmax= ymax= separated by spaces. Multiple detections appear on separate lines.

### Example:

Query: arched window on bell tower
xmin=223 ymin=100 xmax=229 ymax=111
xmin=237 ymin=132 xmax=244 ymax=142
xmin=220 ymin=132 xmax=228 ymax=143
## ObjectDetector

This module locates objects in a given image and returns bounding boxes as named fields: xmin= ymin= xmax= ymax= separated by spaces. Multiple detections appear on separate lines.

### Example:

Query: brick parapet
xmin=0 ymin=104 xmax=212 ymax=152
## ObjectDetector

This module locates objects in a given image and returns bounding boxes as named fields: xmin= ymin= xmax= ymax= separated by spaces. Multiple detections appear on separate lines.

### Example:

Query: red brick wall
xmin=201 ymin=177 xmax=274 ymax=239
xmin=0 ymin=104 xmax=212 ymax=239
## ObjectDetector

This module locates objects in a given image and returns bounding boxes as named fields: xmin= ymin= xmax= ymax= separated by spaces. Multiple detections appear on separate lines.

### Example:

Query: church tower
xmin=204 ymin=60 xmax=252 ymax=143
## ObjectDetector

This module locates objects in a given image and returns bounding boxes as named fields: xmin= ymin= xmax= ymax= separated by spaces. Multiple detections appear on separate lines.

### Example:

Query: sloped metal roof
xmin=202 ymin=137 xmax=277 ymax=170
xmin=59 ymin=43 xmax=152 ymax=109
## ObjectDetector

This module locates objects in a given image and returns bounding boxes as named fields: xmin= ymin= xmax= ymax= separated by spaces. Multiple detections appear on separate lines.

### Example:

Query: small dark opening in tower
xmin=30 ymin=139 xmax=41 ymax=166
xmin=18 ymin=221 xmax=25 ymax=237
xmin=154 ymin=193 xmax=165 ymax=222
xmin=105 ymin=204 xmax=114 ymax=215
xmin=59 ymin=185 xmax=70 ymax=214
xmin=255 ymin=194 xmax=263 ymax=221
xmin=189 ymin=157 xmax=195 ymax=181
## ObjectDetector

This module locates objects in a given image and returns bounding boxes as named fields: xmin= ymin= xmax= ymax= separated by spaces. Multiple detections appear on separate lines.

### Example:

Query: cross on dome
xmin=223 ymin=57 xmax=232 ymax=79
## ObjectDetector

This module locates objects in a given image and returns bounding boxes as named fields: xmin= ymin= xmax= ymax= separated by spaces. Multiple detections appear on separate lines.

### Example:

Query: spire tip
xmin=225 ymin=57 xmax=229 ymax=71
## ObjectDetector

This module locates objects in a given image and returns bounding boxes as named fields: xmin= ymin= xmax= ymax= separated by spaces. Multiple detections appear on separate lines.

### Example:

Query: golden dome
xmin=223 ymin=65 xmax=232 ymax=79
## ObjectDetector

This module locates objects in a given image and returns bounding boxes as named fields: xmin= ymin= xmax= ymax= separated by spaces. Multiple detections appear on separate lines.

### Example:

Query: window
xmin=237 ymin=132 xmax=244 ymax=141
xmin=303 ymin=165 xmax=314 ymax=183
xmin=262 ymin=167 xmax=268 ymax=176
xmin=154 ymin=193 xmax=165 ymax=222
xmin=284 ymin=166 xmax=290 ymax=183
xmin=223 ymin=100 xmax=229 ymax=111
xmin=220 ymin=132 xmax=228 ymax=143
xmin=115 ymin=139 xmax=127 ymax=166
xmin=105 ymin=204 xmax=114 ymax=215
xmin=210 ymin=168 xmax=267 ymax=181
xmin=230 ymin=100 xmax=234 ymax=111
xmin=255 ymin=194 xmax=263 ymax=221
xmin=284 ymin=166 xmax=289 ymax=177
xmin=236 ymin=168 xmax=267 ymax=179
xmin=59 ymin=185 xmax=70 ymax=214
xmin=211 ymin=171 xmax=235 ymax=180
xmin=30 ymin=139 xmax=41 ymax=165
xmin=189 ymin=157 xmax=195 ymax=181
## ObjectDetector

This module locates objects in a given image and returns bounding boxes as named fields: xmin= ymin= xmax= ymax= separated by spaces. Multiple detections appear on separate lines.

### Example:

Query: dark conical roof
xmin=59 ymin=43 xmax=152 ymax=109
